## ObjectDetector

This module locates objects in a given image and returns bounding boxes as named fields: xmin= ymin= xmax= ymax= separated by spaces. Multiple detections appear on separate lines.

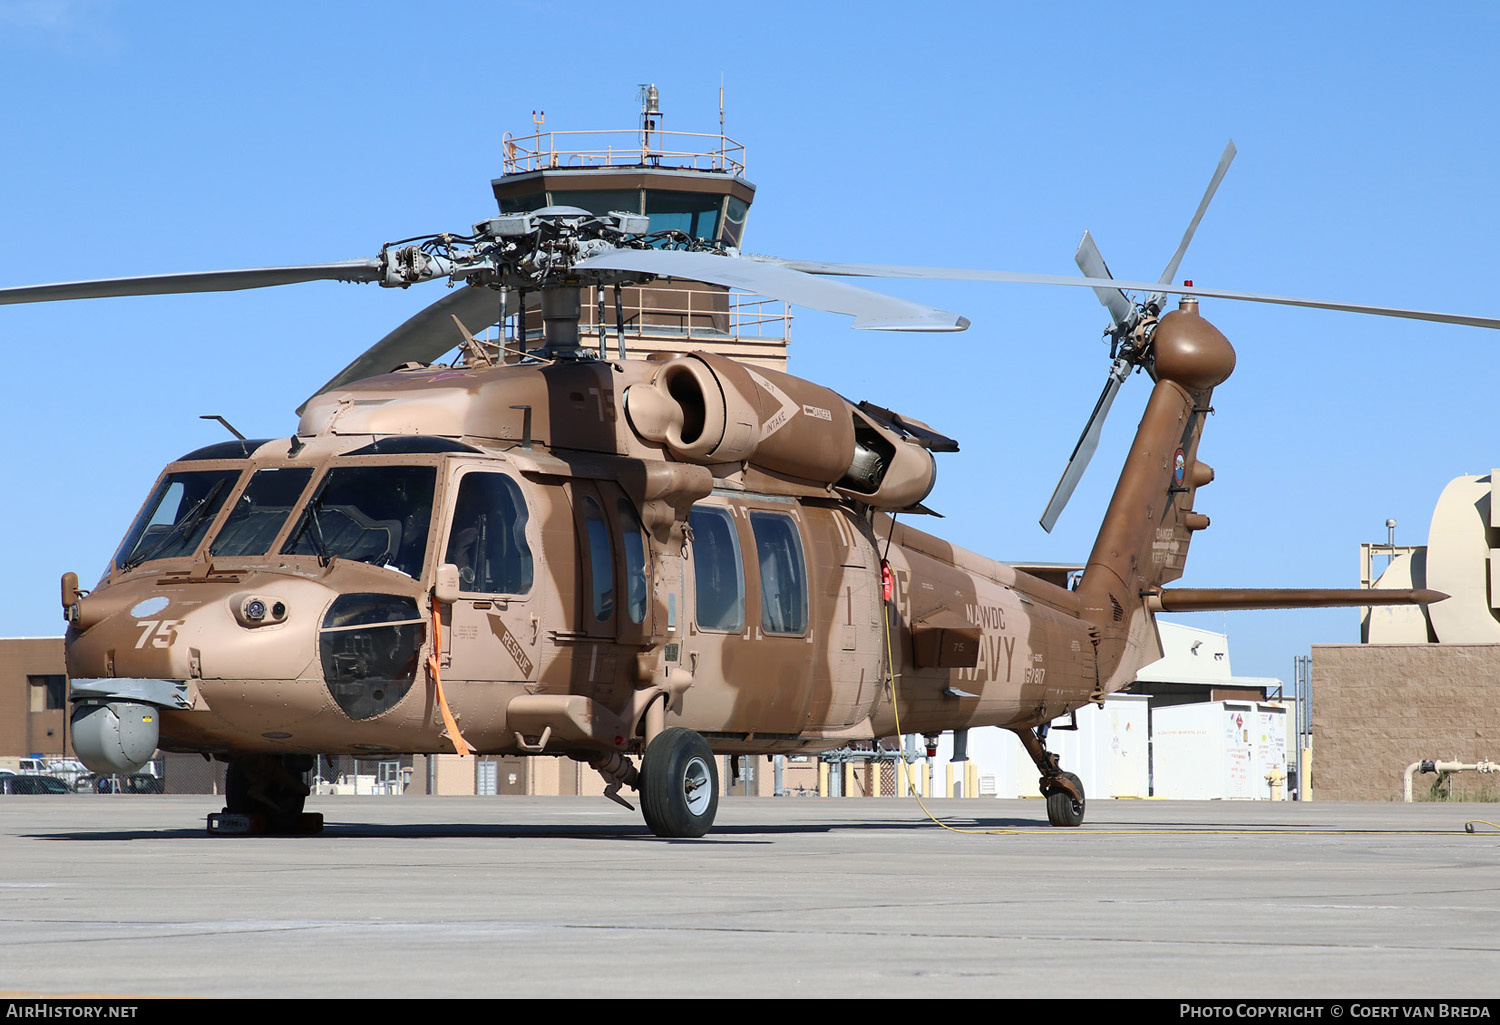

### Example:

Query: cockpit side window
xmin=114 ymin=468 xmax=241 ymax=570
xmin=281 ymin=465 xmax=436 ymax=579
xmin=210 ymin=467 xmax=315 ymax=558
xmin=443 ymin=472 xmax=534 ymax=595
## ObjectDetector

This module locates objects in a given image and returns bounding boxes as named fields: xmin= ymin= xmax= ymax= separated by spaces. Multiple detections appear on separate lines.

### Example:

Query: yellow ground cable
xmin=885 ymin=600 xmax=1027 ymax=835
xmin=882 ymin=598 xmax=1476 ymax=838
xmin=428 ymin=601 xmax=473 ymax=756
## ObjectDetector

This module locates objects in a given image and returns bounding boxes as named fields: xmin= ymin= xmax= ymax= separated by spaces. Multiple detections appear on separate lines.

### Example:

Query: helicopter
xmin=4 ymin=102 xmax=1475 ymax=838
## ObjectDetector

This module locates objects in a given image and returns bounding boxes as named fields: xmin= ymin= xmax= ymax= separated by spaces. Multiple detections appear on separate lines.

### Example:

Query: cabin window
xmin=618 ymin=499 xmax=648 ymax=625
xmin=210 ymin=467 xmax=315 ymax=557
xmin=750 ymin=511 xmax=808 ymax=635
xmin=689 ymin=505 xmax=744 ymax=632
xmin=114 ymin=468 xmax=241 ymax=569
xmin=281 ymin=465 xmax=436 ymax=579
xmin=581 ymin=495 xmax=613 ymax=624
xmin=444 ymin=473 xmax=534 ymax=595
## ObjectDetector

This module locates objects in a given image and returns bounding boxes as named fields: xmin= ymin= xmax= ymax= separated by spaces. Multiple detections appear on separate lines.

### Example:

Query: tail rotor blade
xmin=1147 ymin=140 xmax=1236 ymax=311
xmin=1040 ymin=360 xmax=1128 ymax=532
xmin=1074 ymin=231 xmax=1134 ymax=332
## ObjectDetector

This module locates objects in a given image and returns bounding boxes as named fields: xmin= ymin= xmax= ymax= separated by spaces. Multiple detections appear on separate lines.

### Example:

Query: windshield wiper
xmin=288 ymin=479 xmax=333 ymax=568
xmin=122 ymin=480 xmax=229 ymax=571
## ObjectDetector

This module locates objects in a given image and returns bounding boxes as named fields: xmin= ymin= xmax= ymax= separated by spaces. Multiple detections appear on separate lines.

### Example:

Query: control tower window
xmin=497 ymin=192 xmax=545 ymax=214
xmin=553 ymin=189 xmax=641 ymax=215
xmin=723 ymin=196 xmax=749 ymax=247
xmin=646 ymin=193 xmax=721 ymax=240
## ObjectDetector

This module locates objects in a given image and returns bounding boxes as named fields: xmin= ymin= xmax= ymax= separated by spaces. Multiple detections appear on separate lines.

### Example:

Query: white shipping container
xmin=1151 ymin=701 xmax=1289 ymax=800
xmin=949 ymin=694 xmax=1149 ymax=799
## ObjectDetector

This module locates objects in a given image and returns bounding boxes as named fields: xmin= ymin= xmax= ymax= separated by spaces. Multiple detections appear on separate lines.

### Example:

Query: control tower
xmin=494 ymin=86 xmax=789 ymax=369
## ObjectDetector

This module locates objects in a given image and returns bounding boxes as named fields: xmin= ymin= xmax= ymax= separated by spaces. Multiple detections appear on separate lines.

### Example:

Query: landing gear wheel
xmin=1045 ymin=771 xmax=1085 ymax=828
xmin=639 ymin=728 xmax=719 ymax=838
xmin=224 ymin=754 xmax=315 ymax=833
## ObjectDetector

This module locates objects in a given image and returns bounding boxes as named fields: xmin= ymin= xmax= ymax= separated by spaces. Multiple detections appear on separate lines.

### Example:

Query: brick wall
xmin=0 ymin=637 xmax=68 ymax=759
xmin=1312 ymin=644 xmax=1500 ymax=800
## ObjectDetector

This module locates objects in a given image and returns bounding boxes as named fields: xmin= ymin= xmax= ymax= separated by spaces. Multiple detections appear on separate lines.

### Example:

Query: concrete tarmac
xmin=1 ymin=793 xmax=1497 ymax=1000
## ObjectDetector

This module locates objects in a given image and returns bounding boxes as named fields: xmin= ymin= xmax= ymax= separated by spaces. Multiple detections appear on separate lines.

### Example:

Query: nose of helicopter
xmin=66 ymin=573 xmax=347 ymax=773
xmin=68 ymin=574 xmax=338 ymax=684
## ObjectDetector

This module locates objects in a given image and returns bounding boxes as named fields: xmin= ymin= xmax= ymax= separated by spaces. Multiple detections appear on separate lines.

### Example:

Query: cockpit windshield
xmin=114 ymin=469 xmax=242 ymax=570
xmin=281 ymin=465 xmax=436 ymax=578
xmin=210 ymin=467 xmax=315 ymax=558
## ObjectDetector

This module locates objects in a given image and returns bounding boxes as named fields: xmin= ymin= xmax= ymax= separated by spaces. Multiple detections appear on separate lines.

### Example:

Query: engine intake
xmin=624 ymin=352 xmax=938 ymax=510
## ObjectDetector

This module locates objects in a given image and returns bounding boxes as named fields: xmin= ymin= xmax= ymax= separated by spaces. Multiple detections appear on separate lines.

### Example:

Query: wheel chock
xmin=207 ymin=812 xmax=265 ymax=835
xmin=206 ymin=811 xmax=324 ymax=836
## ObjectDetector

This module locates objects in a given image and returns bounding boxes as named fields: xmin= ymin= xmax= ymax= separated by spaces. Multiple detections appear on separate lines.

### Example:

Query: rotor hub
xmin=1150 ymin=303 xmax=1236 ymax=391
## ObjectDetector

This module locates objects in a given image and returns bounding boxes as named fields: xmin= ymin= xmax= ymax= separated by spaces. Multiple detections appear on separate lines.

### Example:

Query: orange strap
xmin=427 ymin=601 xmax=472 ymax=756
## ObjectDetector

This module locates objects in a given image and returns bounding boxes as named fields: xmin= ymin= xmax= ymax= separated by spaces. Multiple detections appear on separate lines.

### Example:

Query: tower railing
xmin=502 ymin=128 xmax=746 ymax=176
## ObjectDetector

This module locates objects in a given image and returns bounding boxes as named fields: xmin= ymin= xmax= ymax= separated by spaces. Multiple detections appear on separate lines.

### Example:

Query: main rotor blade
xmin=298 ymin=285 xmax=509 ymax=413
xmin=767 ymin=258 xmax=1500 ymax=332
xmin=1147 ymin=140 xmax=1236 ymax=312
xmin=1039 ymin=360 xmax=1128 ymax=533
xmin=1074 ymin=231 xmax=1133 ymax=330
xmin=574 ymin=249 xmax=969 ymax=332
xmin=0 ymin=260 xmax=383 ymax=305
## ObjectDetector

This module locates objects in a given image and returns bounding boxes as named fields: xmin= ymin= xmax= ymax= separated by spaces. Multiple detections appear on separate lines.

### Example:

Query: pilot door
xmin=682 ymin=498 xmax=814 ymax=735
xmin=436 ymin=466 xmax=542 ymax=685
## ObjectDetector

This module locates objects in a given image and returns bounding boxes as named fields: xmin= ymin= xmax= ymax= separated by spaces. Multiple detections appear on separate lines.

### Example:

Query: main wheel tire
xmin=639 ymin=728 xmax=719 ymax=838
xmin=225 ymin=754 xmax=311 ymax=832
xmin=1045 ymin=771 xmax=1085 ymax=828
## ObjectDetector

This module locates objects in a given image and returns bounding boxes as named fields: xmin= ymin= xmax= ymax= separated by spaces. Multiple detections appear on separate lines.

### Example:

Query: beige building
xmin=0 ymin=637 xmax=71 ymax=764
xmin=1313 ymin=472 xmax=1500 ymax=801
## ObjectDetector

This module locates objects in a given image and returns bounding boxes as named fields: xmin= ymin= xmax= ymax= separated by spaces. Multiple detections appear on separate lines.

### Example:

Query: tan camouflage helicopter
xmin=4 ymin=97 xmax=1473 ymax=838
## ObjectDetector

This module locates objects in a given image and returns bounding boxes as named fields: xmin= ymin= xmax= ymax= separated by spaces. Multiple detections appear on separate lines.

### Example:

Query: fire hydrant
xmin=1265 ymin=765 xmax=1286 ymax=801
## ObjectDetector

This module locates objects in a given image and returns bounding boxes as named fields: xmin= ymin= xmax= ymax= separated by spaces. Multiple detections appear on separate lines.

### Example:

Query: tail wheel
xmin=639 ymin=728 xmax=719 ymax=838
xmin=1045 ymin=771 xmax=1085 ymax=828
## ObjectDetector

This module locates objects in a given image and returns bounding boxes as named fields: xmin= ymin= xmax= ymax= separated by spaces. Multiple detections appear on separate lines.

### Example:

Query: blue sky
xmin=1 ymin=1 xmax=1497 ymax=689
